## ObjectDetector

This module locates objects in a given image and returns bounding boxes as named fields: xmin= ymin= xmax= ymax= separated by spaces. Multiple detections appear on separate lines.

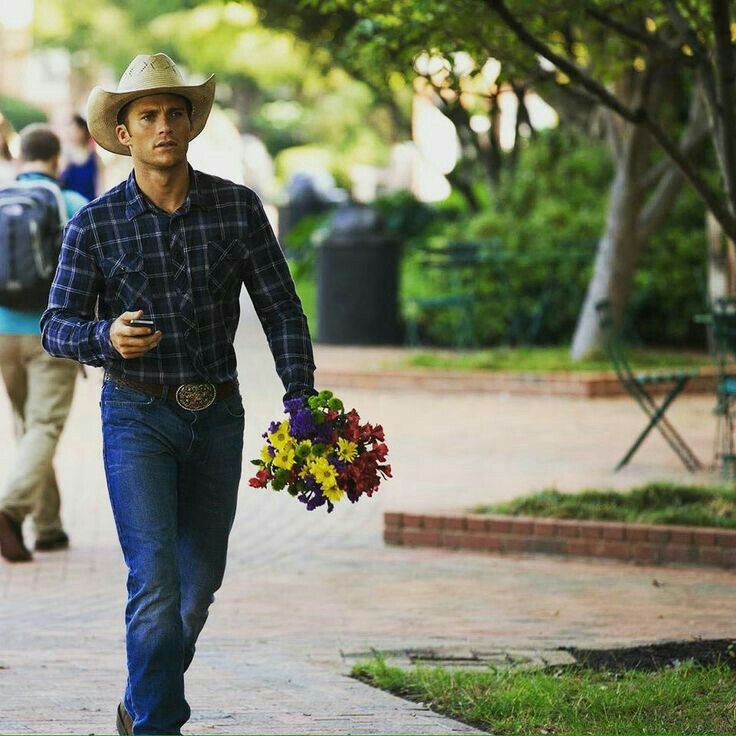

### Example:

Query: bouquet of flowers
xmin=248 ymin=390 xmax=391 ymax=512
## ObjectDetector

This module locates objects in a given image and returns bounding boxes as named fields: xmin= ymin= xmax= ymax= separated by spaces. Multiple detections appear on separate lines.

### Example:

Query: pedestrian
xmin=59 ymin=114 xmax=100 ymax=201
xmin=0 ymin=125 xmax=88 ymax=562
xmin=41 ymin=53 xmax=316 ymax=735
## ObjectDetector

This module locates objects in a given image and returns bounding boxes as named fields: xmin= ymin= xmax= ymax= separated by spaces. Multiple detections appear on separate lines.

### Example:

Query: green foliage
xmin=353 ymin=658 xmax=736 ymax=735
xmin=475 ymin=482 xmax=736 ymax=529
xmin=634 ymin=183 xmax=709 ymax=346
xmin=0 ymin=96 xmax=47 ymax=130
xmin=401 ymin=127 xmax=708 ymax=348
xmin=402 ymin=129 xmax=610 ymax=346
xmin=397 ymin=346 xmax=709 ymax=372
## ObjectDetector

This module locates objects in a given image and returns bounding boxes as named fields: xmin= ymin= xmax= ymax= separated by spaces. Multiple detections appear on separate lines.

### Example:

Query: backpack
xmin=0 ymin=179 xmax=67 ymax=310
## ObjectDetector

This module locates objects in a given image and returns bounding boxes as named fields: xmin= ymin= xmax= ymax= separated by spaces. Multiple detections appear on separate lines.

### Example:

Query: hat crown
xmin=117 ymin=53 xmax=185 ymax=94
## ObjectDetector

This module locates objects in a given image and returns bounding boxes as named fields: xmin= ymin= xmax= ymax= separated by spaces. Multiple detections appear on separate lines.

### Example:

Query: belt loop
xmin=162 ymin=384 xmax=169 ymax=400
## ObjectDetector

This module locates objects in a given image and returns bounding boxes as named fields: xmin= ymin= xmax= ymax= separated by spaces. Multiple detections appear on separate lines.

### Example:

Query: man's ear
xmin=115 ymin=123 xmax=131 ymax=147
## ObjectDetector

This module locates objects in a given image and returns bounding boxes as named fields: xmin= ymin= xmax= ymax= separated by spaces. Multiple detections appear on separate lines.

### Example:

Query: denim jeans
xmin=101 ymin=379 xmax=244 ymax=735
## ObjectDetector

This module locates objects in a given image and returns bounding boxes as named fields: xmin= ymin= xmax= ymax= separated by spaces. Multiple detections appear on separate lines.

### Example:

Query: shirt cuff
xmin=93 ymin=318 xmax=116 ymax=362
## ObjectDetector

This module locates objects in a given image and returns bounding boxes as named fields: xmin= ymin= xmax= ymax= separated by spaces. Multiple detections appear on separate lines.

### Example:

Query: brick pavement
xmin=1 ymin=296 xmax=734 ymax=734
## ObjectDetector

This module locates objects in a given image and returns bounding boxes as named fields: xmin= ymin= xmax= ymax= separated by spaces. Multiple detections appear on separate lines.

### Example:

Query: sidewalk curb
xmin=317 ymin=366 xmax=716 ymax=398
xmin=384 ymin=512 xmax=736 ymax=569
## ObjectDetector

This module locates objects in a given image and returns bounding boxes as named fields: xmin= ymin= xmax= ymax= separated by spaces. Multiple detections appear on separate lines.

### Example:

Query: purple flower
xmin=284 ymin=397 xmax=307 ymax=415
xmin=313 ymin=421 xmax=332 ymax=443
xmin=290 ymin=408 xmax=316 ymax=440
xmin=328 ymin=454 xmax=347 ymax=471
xmin=306 ymin=493 xmax=326 ymax=511
xmin=268 ymin=420 xmax=280 ymax=434
xmin=268 ymin=445 xmax=276 ymax=457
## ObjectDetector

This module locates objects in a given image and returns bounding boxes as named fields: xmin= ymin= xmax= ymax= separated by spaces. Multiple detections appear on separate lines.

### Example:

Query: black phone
xmin=129 ymin=318 xmax=155 ymax=332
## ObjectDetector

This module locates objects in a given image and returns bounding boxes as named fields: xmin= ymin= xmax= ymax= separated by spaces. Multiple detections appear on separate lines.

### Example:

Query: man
xmin=41 ymin=54 xmax=316 ymax=735
xmin=0 ymin=125 xmax=88 ymax=562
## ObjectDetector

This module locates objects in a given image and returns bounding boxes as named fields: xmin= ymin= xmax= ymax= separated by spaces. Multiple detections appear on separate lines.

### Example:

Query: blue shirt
xmin=0 ymin=172 xmax=89 ymax=335
xmin=60 ymin=152 xmax=97 ymax=201
xmin=41 ymin=168 xmax=316 ymax=399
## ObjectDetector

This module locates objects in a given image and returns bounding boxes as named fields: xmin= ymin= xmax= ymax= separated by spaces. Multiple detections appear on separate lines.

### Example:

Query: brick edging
xmin=317 ymin=366 xmax=716 ymax=398
xmin=384 ymin=512 xmax=736 ymax=569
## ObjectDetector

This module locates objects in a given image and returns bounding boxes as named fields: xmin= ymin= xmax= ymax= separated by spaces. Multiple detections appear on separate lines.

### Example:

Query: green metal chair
xmin=710 ymin=297 xmax=736 ymax=478
xmin=404 ymin=240 xmax=498 ymax=350
xmin=596 ymin=299 xmax=701 ymax=472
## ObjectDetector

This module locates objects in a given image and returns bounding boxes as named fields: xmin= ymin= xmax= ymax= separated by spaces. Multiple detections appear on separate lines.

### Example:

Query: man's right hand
xmin=110 ymin=310 xmax=162 ymax=359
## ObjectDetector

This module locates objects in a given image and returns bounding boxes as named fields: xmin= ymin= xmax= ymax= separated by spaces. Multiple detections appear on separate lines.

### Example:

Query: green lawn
xmin=473 ymin=482 xmax=736 ymax=529
xmin=352 ymin=658 xmax=736 ymax=735
xmin=398 ymin=346 xmax=711 ymax=372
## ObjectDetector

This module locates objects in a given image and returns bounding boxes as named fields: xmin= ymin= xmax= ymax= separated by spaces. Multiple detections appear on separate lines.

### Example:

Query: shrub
xmin=0 ymin=95 xmax=47 ymax=131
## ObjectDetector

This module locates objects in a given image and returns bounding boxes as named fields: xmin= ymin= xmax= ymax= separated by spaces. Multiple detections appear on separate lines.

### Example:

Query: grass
xmin=472 ymin=482 xmax=736 ymax=529
xmin=398 ymin=346 xmax=710 ymax=372
xmin=352 ymin=657 xmax=736 ymax=735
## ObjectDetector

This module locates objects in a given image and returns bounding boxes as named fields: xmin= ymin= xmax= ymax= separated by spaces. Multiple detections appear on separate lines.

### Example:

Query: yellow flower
xmin=336 ymin=437 xmax=358 ymax=462
xmin=272 ymin=443 xmax=296 ymax=470
xmin=268 ymin=421 xmax=292 ymax=450
xmin=273 ymin=448 xmax=294 ymax=470
xmin=260 ymin=444 xmax=272 ymax=465
xmin=323 ymin=485 xmax=344 ymax=503
xmin=308 ymin=456 xmax=339 ymax=492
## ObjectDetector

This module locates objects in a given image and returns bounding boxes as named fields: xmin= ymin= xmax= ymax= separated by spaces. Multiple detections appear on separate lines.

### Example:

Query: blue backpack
xmin=0 ymin=179 xmax=67 ymax=310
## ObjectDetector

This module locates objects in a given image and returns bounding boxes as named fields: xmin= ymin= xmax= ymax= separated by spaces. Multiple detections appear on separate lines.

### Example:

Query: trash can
xmin=316 ymin=203 xmax=402 ymax=344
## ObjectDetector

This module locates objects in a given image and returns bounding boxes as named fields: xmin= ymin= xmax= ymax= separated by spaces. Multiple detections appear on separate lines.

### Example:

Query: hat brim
xmin=87 ymin=75 xmax=216 ymax=156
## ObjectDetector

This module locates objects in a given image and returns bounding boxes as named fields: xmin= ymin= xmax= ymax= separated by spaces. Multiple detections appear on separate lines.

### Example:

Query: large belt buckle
xmin=175 ymin=382 xmax=216 ymax=411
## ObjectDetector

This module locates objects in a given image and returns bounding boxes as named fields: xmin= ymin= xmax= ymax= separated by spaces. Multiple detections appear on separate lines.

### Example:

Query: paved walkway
xmin=1 ymin=296 xmax=734 ymax=734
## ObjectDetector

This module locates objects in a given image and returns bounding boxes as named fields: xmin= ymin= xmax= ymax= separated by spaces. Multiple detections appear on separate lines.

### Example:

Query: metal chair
xmin=596 ymin=299 xmax=701 ymax=472
xmin=710 ymin=297 xmax=736 ymax=477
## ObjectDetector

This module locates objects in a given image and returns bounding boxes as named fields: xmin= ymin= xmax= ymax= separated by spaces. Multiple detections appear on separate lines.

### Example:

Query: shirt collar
xmin=124 ymin=165 xmax=211 ymax=220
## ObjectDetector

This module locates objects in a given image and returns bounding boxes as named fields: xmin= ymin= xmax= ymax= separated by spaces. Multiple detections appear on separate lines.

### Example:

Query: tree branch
xmin=637 ymin=85 xmax=710 ymax=240
xmin=483 ymin=0 xmax=736 ymax=241
xmin=711 ymin=0 xmax=736 ymax=216
xmin=586 ymin=7 xmax=692 ymax=64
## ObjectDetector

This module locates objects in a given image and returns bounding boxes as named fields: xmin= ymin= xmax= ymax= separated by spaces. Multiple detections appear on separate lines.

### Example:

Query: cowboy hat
xmin=87 ymin=52 xmax=215 ymax=156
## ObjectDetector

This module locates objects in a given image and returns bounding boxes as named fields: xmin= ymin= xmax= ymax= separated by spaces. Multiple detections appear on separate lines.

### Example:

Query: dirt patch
xmin=562 ymin=638 xmax=736 ymax=671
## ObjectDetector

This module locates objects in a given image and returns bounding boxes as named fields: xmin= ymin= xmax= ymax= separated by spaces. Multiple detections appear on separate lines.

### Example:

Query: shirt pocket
xmin=206 ymin=239 xmax=246 ymax=300
xmin=101 ymin=252 xmax=151 ymax=312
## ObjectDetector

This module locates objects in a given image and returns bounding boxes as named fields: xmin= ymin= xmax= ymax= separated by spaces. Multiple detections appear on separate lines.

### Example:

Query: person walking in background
xmin=60 ymin=114 xmax=100 ymax=201
xmin=0 ymin=125 xmax=88 ymax=562
xmin=41 ymin=53 xmax=315 ymax=735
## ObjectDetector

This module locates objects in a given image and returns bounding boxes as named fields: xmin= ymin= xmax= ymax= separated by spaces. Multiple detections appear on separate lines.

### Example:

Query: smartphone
xmin=129 ymin=318 xmax=155 ymax=332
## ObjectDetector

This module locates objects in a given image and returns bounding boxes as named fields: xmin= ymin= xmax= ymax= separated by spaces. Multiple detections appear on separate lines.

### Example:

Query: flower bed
xmin=383 ymin=512 xmax=736 ymax=569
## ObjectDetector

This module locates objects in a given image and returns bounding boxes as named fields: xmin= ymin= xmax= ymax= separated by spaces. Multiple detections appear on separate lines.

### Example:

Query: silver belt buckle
xmin=175 ymin=383 xmax=216 ymax=411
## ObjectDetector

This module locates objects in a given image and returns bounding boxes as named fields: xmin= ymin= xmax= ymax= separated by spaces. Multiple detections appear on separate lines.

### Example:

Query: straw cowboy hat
xmin=87 ymin=52 xmax=215 ymax=156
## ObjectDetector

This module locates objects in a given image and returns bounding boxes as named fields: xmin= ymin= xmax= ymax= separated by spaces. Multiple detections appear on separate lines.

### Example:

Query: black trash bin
xmin=316 ymin=203 xmax=402 ymax=344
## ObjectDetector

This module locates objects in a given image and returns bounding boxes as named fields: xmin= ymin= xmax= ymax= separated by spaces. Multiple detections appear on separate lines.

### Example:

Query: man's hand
xmin=110 ymin=310 xmax=162 ymax=359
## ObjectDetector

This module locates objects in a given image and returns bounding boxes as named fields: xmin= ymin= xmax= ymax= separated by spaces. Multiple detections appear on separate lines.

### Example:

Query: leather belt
xmin=106 ymin=372 xmax=237 ymax=411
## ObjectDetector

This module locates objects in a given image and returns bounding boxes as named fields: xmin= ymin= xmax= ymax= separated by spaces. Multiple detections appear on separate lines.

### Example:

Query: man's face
xmin=115 ymin=93 xmax=191 ymax=169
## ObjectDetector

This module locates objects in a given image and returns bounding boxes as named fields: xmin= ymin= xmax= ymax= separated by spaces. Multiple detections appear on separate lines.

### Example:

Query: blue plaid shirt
xmin=41 ymin=168 xmax=316 ymax=399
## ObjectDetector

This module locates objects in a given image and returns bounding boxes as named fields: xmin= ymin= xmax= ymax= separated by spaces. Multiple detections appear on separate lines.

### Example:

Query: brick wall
xmin=384 ymin=512 xmax=736 ymax=569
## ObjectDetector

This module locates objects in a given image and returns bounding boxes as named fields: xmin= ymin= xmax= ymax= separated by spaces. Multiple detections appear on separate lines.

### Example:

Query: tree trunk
xmin=570 ymin=162 xmax=644 ymax=358
xmin=706 ymin=211 xmax=736 ymax=303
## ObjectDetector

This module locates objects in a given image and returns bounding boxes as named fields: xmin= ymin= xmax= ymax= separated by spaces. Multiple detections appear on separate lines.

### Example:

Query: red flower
xmin=248 ymin=468 xmax=271 ymax=488
xmin=372 ymin=442 xmax=389 ymax=462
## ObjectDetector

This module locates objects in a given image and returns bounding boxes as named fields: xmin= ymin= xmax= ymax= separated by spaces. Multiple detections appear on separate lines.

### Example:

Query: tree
xmin=245 ymin=0 xmax=732 ymax=355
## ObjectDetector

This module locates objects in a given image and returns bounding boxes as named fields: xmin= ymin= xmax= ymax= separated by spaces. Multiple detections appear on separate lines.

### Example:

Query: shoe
xmin=35 ymin=531 xmax=69 ymax=551
xmin=0 ymin=511 xmax=32 ymax=562
xmin=116 ymin=701 xmax=133 ymax=735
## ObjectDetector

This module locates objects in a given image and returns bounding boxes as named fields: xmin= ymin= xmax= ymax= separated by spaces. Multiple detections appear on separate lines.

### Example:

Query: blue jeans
xmin=101 ymin=379 xmax=244 ymax=735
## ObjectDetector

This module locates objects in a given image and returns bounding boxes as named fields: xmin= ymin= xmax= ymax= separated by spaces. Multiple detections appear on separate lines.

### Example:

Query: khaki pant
xmin=0 ymin=334 xmax=78 ymax=540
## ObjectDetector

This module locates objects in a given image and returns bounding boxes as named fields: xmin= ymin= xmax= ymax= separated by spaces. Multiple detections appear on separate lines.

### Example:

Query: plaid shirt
xmin=41 ymin=168 xmax=316 ymax=399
